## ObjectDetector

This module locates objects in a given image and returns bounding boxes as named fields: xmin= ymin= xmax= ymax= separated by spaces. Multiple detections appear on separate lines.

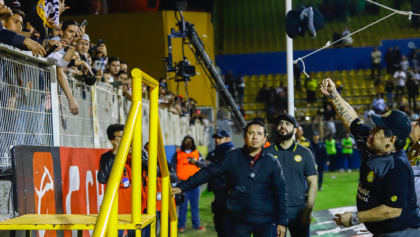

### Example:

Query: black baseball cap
xmin=371 ymin=110 xmax=412 ymax=140
xmin=276 ymin=114 xmax=298 ymax=128
xmin=212 ymin=130 xmax=230 ymax=138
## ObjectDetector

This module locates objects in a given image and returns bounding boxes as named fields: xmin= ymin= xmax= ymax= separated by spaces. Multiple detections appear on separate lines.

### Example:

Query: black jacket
xmin=98 ymin=148 xmax=178 ymax=184
xmin=205 ymin=142 xmax=235 ymax=193
xmin=177 ymin=147 xmax=288 ymax=226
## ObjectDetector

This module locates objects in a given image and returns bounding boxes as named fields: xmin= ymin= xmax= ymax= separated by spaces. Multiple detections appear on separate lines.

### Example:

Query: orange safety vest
xmin=142 ymin=170 xmax=148 ymax=213
xmin=264 ymin=141 xmax=271 ymax=148
xmin=176 ymin=150 xmax=200 ymax=181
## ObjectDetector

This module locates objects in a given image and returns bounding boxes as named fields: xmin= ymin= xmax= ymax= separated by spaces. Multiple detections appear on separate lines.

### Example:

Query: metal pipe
xmin=131 ymin=69 xmax=143 ymax=225
xmin=107 ymin=194 xmax=118 ymax=237
xmin=92 ymin=100 xmax=141 ymax=237
xmin=286 ymin=0 xmax=295 ymax=117
xmin=160 ymin=176 xmax=169 ymax=237
xmin=147 ymin=83 xmax=159 ymax=236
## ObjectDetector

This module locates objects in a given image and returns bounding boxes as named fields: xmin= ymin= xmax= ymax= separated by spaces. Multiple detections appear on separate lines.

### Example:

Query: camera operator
xmin=173 ymin=121 xmax=287 ymax=237
xmin=320 ymin=78 xmax=420 ymax=236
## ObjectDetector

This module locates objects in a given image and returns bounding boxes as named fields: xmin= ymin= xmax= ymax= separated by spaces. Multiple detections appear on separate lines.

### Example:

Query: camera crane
xmin=164 ymin=10 xmax=247 ymax=130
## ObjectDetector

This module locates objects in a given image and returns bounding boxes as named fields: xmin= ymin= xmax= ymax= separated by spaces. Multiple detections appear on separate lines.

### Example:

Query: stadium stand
xmin=214 ymin=0 xmax=418 ymax=54
xmin=242 ymin=68 xmax=389 ymax=121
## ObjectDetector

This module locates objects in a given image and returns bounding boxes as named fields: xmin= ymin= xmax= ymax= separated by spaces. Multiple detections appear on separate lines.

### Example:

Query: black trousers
xmin=408 ymin=94 xmax=417 ymax=112
xmin=212 ymin=195 xmax=231 ymax=237
xmin=329 ymin=154 xmax=337 ymax=172
xmin=396 ymin=86 xmax=404 ymax=97
xmin=271 ymin=206 xmax=310 ymax=237
xmin=371 ymin=63 xmax=381 ymax=79
xmin=231 ymin=221 xmax=272 ymax=237
xmin=317 ymin=160 xmax=326 ymax=188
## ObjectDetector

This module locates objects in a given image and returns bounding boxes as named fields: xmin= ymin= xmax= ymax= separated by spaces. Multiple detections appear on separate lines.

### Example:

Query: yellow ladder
xmin=0 ymin=69 xmax=178 ymax=237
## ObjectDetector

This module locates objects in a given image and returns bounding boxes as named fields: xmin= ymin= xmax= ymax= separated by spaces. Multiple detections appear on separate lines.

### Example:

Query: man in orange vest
xmin=171 ymin=135 xmax=207 ymax=232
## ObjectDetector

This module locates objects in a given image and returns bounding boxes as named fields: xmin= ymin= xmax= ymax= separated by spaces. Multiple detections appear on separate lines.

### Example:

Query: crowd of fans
xmin=0 ymin=0 xmax=208 ymax=127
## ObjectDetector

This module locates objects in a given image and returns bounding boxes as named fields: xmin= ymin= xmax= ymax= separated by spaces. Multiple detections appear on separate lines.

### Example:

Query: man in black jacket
xmin=206 ymin=129 xmax=235 ymax=237
xmin=173 ymin=121 xmax=287 ymax=237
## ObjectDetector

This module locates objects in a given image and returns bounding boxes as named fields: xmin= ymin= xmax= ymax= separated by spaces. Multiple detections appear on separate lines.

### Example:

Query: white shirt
xmin=400 ymin=60 xmax=409 ymax=71
xmin=46 ymin=52 xmax=70 ymax=68
xmin=394 ymin=71 xmax=406 ymax=87
xmin=371 ymin=51 xmax=382 ymax=64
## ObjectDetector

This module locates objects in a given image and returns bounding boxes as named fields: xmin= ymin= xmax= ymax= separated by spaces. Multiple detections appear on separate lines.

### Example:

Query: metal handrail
xmin=92 ymin=68 xmax=177 ymax=237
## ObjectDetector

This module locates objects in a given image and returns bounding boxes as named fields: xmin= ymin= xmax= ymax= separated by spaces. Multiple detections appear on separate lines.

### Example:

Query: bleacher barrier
xmin=0 ymin=44 xmax=208 ymax=175
xmin=0 ymin=68 xmax=179 ymax=236
xmin=0 ymin=45 xmax=207 ymax=236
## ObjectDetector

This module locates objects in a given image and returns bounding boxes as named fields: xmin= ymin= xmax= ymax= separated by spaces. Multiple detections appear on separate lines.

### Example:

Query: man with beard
xmin=265 ymin=114 xmax=318 ymax=237
xmin=206 ymin=130 xmax=235 ymax=237
xmin=320 ymin=78 xmax=420 ymax=236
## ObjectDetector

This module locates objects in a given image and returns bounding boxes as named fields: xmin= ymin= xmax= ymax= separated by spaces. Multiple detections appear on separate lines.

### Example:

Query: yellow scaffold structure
xmin=0 ymin=68 xmax=178 ymax=237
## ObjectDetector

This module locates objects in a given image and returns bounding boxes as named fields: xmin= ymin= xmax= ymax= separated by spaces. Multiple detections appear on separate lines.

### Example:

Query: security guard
xmin=320 ymin=78 xmax=420 ymax=236
xmin=266 ymin=114 xmax=318 ymax=237
xmin=206 ymin=130 xmax=235 ymax=237
xmin=296 ymin=126 xmax=315 ymax=156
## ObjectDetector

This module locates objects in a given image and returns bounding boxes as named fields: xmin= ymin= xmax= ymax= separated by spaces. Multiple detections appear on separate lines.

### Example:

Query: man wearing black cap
xmin=320 ymin=78 xmax=420 ymax=236
xmin=311 ymin=131 xmax=329 ymax=191
xmin=265 ymin=114 xmax=318 ymax=237
xmin=206 ymin=130 xmax=235 ymax=237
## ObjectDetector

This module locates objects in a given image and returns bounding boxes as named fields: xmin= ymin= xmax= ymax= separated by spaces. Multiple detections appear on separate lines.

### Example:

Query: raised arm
xmin=320 ymin=78 xmax=359 ymax=131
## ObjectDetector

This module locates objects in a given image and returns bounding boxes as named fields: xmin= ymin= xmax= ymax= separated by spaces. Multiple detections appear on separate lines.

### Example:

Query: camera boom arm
xmin=164 ymin=10 xmax=247 ymax=129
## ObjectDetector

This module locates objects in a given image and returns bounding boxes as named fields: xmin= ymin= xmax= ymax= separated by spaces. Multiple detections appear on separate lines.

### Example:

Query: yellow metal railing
xmin=93 ymin=68 xmax=177 ymax=237
xmin=0 ymin=68 xmax=177 ymax=236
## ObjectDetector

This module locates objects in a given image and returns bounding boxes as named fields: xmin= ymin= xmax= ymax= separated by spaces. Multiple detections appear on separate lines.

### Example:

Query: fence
xmin=0 ymin=44 xmax=209 ymax=175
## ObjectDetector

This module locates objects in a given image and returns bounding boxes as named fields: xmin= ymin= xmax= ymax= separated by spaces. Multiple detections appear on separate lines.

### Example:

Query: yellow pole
xmin=93 ymin=100 xmax=141 ymax=237
xmin=108 ymin=194 xmax=118 ymax=237
xmin=170 ymin=220 xmax=178 ymax=237
xmin=131 ymin=69 xmax=143 ymax=225
xmin=147 ymin=85 xmax=159 ymax=237
xmin=160 ymin=176 xmax=169 ymax=237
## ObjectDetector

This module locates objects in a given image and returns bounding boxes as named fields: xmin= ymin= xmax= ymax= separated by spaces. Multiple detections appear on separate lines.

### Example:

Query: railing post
xmin=92 ymin=100 xmax=141 ymax=237
xmin=131 ymin=69 xmax=142 ymax=226
xmin=161 ymin=176 xmax=169 ymax=237
xmin=49 ymin=65 xmax=60 ymax=146
xmin=108 ymin=194 xmax=118 ymax=237
xmin=91 ymin=84 xmax=100 ymax=148
xmin=147 ymin=80 xmax=159 ymax=236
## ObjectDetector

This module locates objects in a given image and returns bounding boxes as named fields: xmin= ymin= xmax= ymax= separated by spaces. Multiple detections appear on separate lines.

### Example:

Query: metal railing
xmin=0 ymin=45 xmax=57 ymax=175
xmin=93 ymin=68 xmax=177 ymax=237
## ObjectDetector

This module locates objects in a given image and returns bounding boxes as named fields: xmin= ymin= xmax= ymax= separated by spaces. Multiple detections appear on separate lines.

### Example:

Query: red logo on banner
xmin=33 ymin=152 xmax=57 ymax=237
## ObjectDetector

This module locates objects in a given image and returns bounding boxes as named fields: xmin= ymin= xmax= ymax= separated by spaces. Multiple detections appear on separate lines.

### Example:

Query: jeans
xmin=342 ymin=154 xmax=352 ymax=169
xmin=231 ymin=221 xmax=272 ymax=237
xmin=178 ymin=186 xmax=201 ymax=229
xmin=387 ymin=92 xmax=394 ymax=108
